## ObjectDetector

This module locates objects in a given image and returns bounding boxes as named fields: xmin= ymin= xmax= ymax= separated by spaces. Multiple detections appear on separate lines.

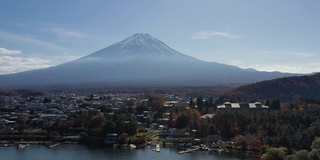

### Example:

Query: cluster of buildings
xmin=0 ymin=92 xmax=188 ymax=131
xmin=0 ymin=91 xmax=269 ymax=140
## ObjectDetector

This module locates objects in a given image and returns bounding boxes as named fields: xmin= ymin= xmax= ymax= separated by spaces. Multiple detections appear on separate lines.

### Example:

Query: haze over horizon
xmin=1 ymin=0 xmax=320 ymax=75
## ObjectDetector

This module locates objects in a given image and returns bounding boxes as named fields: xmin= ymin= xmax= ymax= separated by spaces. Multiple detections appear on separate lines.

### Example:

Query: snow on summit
xmin=114 ymin=33 xmax=183 ymax=56
xmin=119 ymin=33 xmax=152 ymax=48
xmin=86 ymin=33 xmax=191 ymax=58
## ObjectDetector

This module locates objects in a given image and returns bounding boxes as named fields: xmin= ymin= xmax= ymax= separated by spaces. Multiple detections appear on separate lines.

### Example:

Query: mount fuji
xmin=0 ymin=33 xmax=296 ymax=88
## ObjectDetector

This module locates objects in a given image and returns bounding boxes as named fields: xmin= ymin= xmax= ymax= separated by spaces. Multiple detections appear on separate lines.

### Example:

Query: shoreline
xmin=0 ymin=141 xmax=261 ymax=160
xmin=0 ymin=140 xmax=78 ymax=145
xmin=0 ymin=137 xmax=261 ymax=159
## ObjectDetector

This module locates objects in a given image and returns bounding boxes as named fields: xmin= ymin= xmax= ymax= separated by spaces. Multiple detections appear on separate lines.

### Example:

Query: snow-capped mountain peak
xmin=116 ymin=33 xmax=181 ymax=56
xmin=118 ymin=33 xmax=155 ymax=48
xmin=88 ymin=33 xmax=188 ymax=58
xmin=0 ymin=33 xmax=297 ymax=88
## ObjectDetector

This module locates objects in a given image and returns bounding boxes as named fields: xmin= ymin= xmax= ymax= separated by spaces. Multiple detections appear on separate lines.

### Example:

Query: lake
xmin=0 ymin=144 xmax=259 ymax=160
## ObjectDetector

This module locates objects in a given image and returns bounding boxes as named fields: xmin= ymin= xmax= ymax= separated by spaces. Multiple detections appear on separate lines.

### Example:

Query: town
xmin=0 ymin=89 xmax=268 ymax=146
xmin=1 ymin=89 xmax=320 ymax=160
xmin=0 ymin=90 xmax=199 ymax=142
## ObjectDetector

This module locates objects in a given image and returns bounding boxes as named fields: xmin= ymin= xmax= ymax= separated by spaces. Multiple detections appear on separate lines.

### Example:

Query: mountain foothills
xmin=222 ymin=73 xmax=320 ymax=101
xmin=0 ymin=33 xmax=296 ymax=88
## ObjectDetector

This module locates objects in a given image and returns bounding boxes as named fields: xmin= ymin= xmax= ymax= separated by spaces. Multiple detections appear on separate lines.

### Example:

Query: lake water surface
xmin=0 ymin=144 xmax=259 ymax=160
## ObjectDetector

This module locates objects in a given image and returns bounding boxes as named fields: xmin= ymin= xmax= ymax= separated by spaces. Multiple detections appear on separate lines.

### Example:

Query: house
xmin=105 ymin=133 xmax=117 ymax=146
xmin=201 ymin=114 xmax=215 ymax=119
xmin=164 ymin=101 xmax=179 ymax=107
xmin=217 ymin=102 xmax=269 ymax=112
xmin=0 ymin=119 xmax=16 ymax=126
xmin=159 ymin=128 xmax=189 ymax=138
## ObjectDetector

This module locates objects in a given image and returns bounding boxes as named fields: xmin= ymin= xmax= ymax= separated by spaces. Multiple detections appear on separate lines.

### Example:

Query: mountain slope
xmin=0 ymin=33 xmax=297 ymax=88
xmin=223 ymin=73 xmax=320 ymax=101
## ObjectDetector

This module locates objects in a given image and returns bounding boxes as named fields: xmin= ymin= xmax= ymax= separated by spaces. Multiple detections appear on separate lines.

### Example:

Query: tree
xmin=43 ymin=97 xmax=52 ymax=103
xmin=189 ymin=99 xmax=195 ymax=108
xmin=136 ymin=105 xmax=149 ymax=114
xmin=270 ymin=99 xmax=281 ymax=110
xmin=17 ymin=118 xmax=27 ymax=135
xmin=309 ymin=149 xmax=320 ymax=160
xmin=196 ymin=96 xmax=204 ymax=111
xmin=103 ymin=119 xmax=117 ymax=134
xmin=198 ymin=124 xmax=209 ymax=137
xmin=311 ymin=137 xmax=320 ymax=150
xmin=293 ymin=150 xmax=309 ymax=160
xmin=207 ymin=97 xmax=214 ymax=107
xmin=190 ymin=120 xmax=200 ymax=131
xmin=118 ymin=133 xmax=129 ymax=144
xmin=285 ymin=155 xmax=294 ymax=160
xmin=88 ymin=114 xmax=105 ymax=129
xmin=265 ymin=100 xmax=270 ymax=106
xmin=209 ymin=125 xmax=217 ymax=135
xmin=297 ymin=132 xmax=312 ymax=150
xmin=169 ymin=113 xmax=178 ymax=127
xmin=233 ymin=135 xmax=247 ymax=149
xmin=261 ymin=147 xmax=286 ymax=160
xmin=125 ymin=117 xmax=138 ymax=136
xmin=176 ymin=113 xmax=189 ymax=129
xmin=148 ymin=94 xmax=164 ymax=111
xmin=184 ymin=109 xmax=201 ymax=122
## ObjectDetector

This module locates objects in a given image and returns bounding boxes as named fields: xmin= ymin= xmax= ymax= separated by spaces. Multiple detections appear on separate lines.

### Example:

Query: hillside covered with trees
xmin=222 ymin=73 xmax=320 ymax=102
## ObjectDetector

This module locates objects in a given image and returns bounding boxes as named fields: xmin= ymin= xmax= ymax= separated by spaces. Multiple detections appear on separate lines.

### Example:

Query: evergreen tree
xmin=189 ymin=99 xmax=195 ymax=108
xmin=265 ymin=99 xmax=270 ymax=106
xmin=196 ymin=96 xmax=204 ymax=111
xmin=270 ymin=99 xmax=281 ymax=110
xmin=176 ymin=113 xmax=189 ymax=129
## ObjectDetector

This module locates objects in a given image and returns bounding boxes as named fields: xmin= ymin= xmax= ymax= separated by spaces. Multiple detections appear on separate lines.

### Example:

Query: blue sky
xmin=1 ymin=0 xmax=320 ymax=74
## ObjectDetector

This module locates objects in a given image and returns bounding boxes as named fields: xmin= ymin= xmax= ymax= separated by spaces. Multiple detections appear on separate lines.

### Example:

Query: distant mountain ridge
xmin=223 ymin=73 xmax=320 ymax=101
xmin=0 ymin=33 xmax=298 ymax=88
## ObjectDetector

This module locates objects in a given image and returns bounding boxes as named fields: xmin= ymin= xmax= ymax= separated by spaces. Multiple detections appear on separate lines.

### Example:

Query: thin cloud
xmin=46 ymin=28 xmax=87 ymax=39
xmin=229 ymin=60 xmax=244 ymax=66
xmin=193 ymin=31 xmax=238 ymax=39
xmin=263 ymin=50 xmax=316 ymax=58
xmin=0 ymin=56 xmax=51 ymax=75
xmin=0 ymin=30 xmax=68 ymax=51
xmin=288 ymin=52 xmax=315 ymax=58
xmin=254 ymin=64 xmax=316 ymax=74
xmin=0 ymin=47 xmax=21 ymax=54
xmin=46 ymin=55 xmax=82 ymax=65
